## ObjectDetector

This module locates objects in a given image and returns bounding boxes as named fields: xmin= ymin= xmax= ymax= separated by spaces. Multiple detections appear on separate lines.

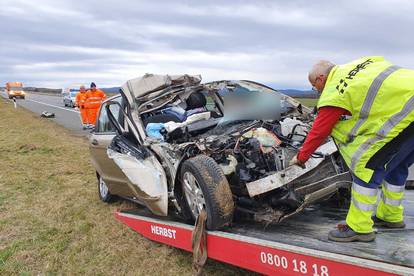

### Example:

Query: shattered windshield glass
xmin=217 ymin=81 xmax=281 ymax=124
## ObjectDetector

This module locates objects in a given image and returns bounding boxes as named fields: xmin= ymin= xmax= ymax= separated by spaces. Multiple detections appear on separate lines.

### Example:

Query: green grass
xmin=0 ymin=100 xmax=254 ymax=275
xmin=294 ymin=97 xmax=318 ymax=107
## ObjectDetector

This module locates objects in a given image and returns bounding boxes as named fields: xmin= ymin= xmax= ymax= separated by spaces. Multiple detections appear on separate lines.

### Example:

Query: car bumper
xmin=9 ymin=93 xmax=25 ymax=98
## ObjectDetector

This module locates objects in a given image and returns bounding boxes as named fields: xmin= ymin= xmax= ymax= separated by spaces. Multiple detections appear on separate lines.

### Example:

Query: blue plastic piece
xmin=146 ymin=123 xmax=165 ymax=141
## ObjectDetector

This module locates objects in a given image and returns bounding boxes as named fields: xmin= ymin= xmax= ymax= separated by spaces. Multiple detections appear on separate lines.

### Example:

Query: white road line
xmin=26 ymin=99 xmax=80 ymax=113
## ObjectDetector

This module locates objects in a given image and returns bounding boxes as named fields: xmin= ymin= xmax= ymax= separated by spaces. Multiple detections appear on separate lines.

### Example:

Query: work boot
xmin=372 ymin=216 xmax=406 ymax=229
xmin=328 ymin=224 xmax=376 ymax=242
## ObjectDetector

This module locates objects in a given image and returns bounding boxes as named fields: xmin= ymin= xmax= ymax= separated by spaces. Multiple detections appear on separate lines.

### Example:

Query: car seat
xmin=143 ymin=92 xmax=207 ymax=126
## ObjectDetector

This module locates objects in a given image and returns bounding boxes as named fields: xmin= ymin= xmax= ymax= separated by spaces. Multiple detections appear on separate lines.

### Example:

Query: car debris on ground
xmin=41 ymin=111 xmax=55 ymax=118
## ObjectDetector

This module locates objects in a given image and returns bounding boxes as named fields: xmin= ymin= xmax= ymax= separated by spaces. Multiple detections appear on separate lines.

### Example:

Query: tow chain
xmin=192 ymin=209 xmax=207 ymax=276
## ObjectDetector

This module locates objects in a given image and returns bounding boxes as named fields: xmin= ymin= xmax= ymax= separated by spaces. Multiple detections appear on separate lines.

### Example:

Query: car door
xmin=103 ymin=85 xmax=169 ymax=216
xmin=88 ymin=96 xmax=133 ymax=197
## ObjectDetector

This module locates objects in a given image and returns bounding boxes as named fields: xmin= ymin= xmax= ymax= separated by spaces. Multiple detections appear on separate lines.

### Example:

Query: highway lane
xmin=2 ymin=90 xmax=414 ymax=182
xmin=1 ymin=91 xmax=91 ymax=136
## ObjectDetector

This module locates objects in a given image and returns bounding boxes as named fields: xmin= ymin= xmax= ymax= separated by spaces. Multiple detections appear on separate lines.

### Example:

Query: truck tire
xmin=180 ymin=155 xmax=234 ymax=230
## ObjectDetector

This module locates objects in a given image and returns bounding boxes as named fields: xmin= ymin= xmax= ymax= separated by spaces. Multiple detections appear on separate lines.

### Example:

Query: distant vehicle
xmin=6 ymin=82 xmax=25 ymax=99
xmin=62 ymin=88 xmax=79 ymax=107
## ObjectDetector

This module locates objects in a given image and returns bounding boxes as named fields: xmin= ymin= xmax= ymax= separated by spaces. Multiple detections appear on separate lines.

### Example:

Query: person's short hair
xmin=309 ymin=60 xmax=335 ymax=81
xmin=90 ymin=82 xmax=96 ymax=88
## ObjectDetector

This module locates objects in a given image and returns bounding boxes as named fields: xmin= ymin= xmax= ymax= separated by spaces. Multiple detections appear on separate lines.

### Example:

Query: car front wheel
xmin=98 ymin=174 xmax=113 ymax=202
xmin=180 ymin=155 xmax=234 ymax=230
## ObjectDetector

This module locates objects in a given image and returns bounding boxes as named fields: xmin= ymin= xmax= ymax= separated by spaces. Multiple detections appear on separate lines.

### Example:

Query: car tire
xmin=98 ymin=174 xmax=113 ymax=202
xmin=180 ymin=155 xmax=234 ymax=230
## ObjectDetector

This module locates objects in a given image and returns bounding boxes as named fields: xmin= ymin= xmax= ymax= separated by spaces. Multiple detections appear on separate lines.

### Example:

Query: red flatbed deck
xmin=115 ymin=190 xmax=414 ymax=275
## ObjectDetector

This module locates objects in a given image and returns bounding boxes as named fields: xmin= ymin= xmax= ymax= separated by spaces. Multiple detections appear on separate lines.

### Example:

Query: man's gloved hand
xmin=289 ymin=155 xmax=306 ymax=169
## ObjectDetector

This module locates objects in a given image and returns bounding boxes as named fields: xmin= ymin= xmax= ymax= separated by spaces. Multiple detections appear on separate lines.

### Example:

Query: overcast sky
xmin=1 ymin=0 xmax=414 ymax=89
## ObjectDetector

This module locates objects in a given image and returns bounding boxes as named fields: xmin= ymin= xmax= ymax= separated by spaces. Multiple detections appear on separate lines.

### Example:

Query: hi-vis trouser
xmin=85 ymin=96 xmax=104 ymax=125
xmin=346 ymin=135 xmax=414 ymax=233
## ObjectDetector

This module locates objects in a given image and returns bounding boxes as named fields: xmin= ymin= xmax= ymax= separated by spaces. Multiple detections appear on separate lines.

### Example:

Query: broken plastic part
xmin=242 ymin=127 xmax=282 ymax=148
xmin=220 ymin=155 xmax=238 ymax=175
xmin=245 ymin=140 xmax=338 ymax=197
xmin=41 ymin=111 xmax=55 ymax=118
xmin=164 ymin=111 xmax=211 ymax=133
xmin=280 ymin=117 xmax=308 ymax=142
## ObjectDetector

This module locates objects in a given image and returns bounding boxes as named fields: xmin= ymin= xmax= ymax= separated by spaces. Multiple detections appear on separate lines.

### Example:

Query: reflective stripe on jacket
xmin=75 ymin=92 xmax=87 ymax=107
xmin=317 ymin=56 xmax=414 ymax=182
xmin=85 ymin=89 xmax=106 ymax=109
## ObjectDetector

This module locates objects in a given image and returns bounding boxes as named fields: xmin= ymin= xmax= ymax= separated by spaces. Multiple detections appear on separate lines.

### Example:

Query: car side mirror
xmin=105 ymin=101 xmax=126 ymax=135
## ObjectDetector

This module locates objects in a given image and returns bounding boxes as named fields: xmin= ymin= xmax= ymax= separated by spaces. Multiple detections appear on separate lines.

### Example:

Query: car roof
xmin=120 ymin=74 xmax=201 ymax=104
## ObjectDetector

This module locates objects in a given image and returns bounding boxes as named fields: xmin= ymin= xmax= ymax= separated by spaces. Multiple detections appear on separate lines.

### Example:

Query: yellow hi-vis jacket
xmin=317 ymin=56 xmax=414 ymax=183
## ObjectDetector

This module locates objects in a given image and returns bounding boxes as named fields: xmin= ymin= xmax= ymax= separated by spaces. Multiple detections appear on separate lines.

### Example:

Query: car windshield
xmin=9 ymin=87 xmax=23 ymax=91
xmin=70 ymin=92 xmax=78 ymax=97
xmin=216 ymin=81 xmax=282 ymax=123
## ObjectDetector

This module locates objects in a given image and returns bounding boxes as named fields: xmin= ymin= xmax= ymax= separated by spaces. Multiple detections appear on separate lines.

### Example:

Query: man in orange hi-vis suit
xmin=85 ymin=82 xmax=106 ymax=127
xmin=75 ymin=85 xmax=88 ymax=128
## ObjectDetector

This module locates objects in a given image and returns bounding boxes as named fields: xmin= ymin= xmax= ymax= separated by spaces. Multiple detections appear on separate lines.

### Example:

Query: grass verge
xmin=0 ymin=99 xmax=253 ymax=275
xmin=294 ymin=97 xmax=318 ymax=107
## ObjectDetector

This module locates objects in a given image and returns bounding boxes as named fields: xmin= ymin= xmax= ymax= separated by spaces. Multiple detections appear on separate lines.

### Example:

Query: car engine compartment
xmin=136 ymin=81 xmax=351 ymax=224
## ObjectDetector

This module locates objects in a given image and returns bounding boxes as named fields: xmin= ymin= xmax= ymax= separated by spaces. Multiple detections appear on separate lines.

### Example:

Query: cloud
xmin=1 ymin=0 xmax=414 ymax=89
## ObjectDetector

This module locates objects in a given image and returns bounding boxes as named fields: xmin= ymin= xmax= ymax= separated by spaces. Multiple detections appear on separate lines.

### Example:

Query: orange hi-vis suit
xmin=75 ymin=92 xmax=88 ymax=124
xmin=85 ymin=89 xmax=106 ymax=125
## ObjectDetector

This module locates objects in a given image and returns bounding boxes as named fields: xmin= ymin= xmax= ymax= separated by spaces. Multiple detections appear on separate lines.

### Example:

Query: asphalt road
xmin=1 ymin=91 xmax=91 ymax=136
xmin=2 ymin=90 xmax=414 ymax=181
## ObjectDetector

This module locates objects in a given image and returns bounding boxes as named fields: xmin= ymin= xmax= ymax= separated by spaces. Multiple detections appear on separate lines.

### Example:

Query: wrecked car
xmin=89 ymin=74 xmax=351 ymax=230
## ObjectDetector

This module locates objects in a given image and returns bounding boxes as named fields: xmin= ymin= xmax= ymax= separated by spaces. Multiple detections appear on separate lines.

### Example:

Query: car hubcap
xmin=99 ymin=177 xmax=109 ymax=198
xmin=183 ymin=172 xmax=206 ymax=218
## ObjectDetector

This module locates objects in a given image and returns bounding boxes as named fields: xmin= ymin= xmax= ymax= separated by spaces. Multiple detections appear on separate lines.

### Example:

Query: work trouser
xmin=346 ymin=134 xmax=414 ymax=233
xmin=86 ymin=107 xmax=99 ymax=125
xmin=79 ymin=105 xmax=88 ymax=124
xmin=85 ymin=99 xmax=102 ymax=125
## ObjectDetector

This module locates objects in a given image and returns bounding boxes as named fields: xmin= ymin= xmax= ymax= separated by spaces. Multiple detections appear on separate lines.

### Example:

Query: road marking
xmin=26 ymin=99 xmax=80 ymax=113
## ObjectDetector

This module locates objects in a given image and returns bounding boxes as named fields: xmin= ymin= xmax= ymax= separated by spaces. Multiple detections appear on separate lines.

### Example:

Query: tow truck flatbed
xmin=115 ymin=190 xmax=414 ymax=275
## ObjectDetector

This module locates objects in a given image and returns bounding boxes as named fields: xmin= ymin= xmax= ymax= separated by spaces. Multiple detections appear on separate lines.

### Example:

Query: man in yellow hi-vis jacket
xmin=289 ymin=56 xmax=414 ymax=242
